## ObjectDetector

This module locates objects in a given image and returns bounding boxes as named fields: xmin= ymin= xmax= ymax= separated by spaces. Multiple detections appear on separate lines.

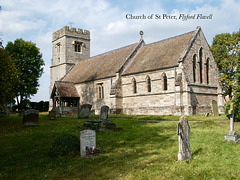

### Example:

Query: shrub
xmin=225 ymin=100 xmax=233 ymax=120
xmin=49 ymin=134 xmax=80 ymax=158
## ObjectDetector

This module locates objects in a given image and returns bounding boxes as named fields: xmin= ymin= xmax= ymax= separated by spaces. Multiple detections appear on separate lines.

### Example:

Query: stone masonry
xmin=49 ymin=26 xmax=224 ymax=116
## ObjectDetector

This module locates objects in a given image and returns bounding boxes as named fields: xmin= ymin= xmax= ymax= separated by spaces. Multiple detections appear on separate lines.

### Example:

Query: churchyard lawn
xmin=1 ymin=113 xmax=240 ymax=179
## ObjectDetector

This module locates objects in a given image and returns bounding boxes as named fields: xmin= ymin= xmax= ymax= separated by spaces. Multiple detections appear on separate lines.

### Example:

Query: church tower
xmin=50 ymin=26 xmax=90 ymax=92
xmin=49 ymin=26 xmax=90 ymax=110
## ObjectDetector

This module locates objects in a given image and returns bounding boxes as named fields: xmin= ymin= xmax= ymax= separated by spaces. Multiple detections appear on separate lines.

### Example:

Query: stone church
xmin=49 ymin=26 xmax=224 ymax=115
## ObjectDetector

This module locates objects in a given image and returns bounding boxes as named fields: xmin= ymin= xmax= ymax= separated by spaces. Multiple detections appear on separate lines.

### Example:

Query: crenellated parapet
xmin=52 ymin=26 xmax=90 ymax=41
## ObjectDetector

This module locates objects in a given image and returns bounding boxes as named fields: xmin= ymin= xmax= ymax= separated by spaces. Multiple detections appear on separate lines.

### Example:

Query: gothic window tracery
xmin=97 ymin=83 xmax=104 ymax=99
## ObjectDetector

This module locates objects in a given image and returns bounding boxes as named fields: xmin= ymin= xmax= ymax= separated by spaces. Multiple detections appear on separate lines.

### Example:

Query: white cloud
xmin=1 ymin=0 xmax=240 ymax=101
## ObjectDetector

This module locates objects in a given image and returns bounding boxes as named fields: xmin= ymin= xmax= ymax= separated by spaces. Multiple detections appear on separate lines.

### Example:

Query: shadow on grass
xmin=0 ymin=115 xmax=179 ymax=179
xmin=192 ymin=148 xmax=203 ymax=157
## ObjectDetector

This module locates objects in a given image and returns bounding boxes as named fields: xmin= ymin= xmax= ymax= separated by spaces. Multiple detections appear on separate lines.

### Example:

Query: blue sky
xmin=0 ymin=0 xmax=240 ymax=102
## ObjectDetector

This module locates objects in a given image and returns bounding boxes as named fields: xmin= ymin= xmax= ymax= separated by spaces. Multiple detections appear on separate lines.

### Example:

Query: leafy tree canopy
xmin=233 ymin=56 xmax=240 ymax=121
xmin=5 ymin=38 xmax=44 ymax=110
xmin=211 ymin=31 xmax=240 ymax=100
xmin=0 ymin=48 xmax=18 ymax=106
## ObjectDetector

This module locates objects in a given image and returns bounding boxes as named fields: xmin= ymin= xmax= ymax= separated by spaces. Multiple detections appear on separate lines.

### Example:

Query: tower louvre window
xmin=74 ymin=41 xmax=83 ymax=53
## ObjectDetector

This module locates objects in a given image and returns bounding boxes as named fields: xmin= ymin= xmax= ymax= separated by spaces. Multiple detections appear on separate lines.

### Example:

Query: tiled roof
xmin=122 ymin=31 xmax=195 ymax=75
xmin=54 ymin=82 xmax=79 ymax=98
xmin=62 ymin=29 xmax=196 ymax=83
xmin=62 ymin=43 xmax=139 ymax=83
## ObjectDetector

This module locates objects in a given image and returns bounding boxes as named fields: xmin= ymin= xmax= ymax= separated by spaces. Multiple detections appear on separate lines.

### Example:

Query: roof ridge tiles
xmin=145 ymin=30 xmax=195 ymax=47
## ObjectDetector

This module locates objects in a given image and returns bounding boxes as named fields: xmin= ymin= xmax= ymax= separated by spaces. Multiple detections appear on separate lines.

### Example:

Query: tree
xmin=0 ymin=48 xmax=18 ymax=106
xmin=211 ymin=31 xmax=240 ymax=100
xmin=5 ymin=39 xmax=44 ymax=110
xmin=233 ymin=55 xmax=240 ymax=121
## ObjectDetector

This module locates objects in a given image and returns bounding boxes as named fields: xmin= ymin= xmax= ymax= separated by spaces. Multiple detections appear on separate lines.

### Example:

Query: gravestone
xmin=78 ymin=104 xmax=92 ymax=119
xmin=177 ymin=116 xmax=191 ymax=161
xmin=23 ymin=109 xmax=39 ymax=126
xmin=211 ymin=100 xmax=219 ymax=116
xmin=100 ymin=105 xmax=109 ymax=120
xmin=49 ymin=109 xmax=56 ymax=120
xmin=81 ymin=105 xmax=121 ymax=131
xmin=80 ymin=130 xmax=98 ymax=157
xmin=205 ymin=112 xmax=209 ymax=117
xmin=224 ymin=103 xmax=239 ymax=143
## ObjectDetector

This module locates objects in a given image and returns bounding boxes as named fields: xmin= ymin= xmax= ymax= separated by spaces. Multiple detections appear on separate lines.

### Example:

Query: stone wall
xmin=121 ymin=68 xmax=179 ymax=115
xmin=75 ymin=77 xmax=116 ymax=115
xmin=49 ymin=26 xmax=90 ymax=110
xmin=182 ymin=28 xmax=224 ymax=114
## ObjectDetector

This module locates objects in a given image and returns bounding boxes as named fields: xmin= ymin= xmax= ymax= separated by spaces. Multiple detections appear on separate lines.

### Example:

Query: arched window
xmin=146 ymin=76 xmax=151 ymax=92
xmin=206 ymin=58 xmax=210 ymax=84
xmin=102 ymin=86 xmax=104 ymax=98
xmin=164 ymin=75 xmax=168 ymax=90
xmin=199 ymin=48 xmax=203 ymax=83
xmin=162 ymin=73 xmax=167 ymax=91
xmin=193 ymin=54 xmax=196 ymax=83
xmin=98 ymin=86 xmax=102 ymax=98
xmin=132 ymin=78 xmax=137 ymax=94
xmin=97 ymin=83 xmax=104 ymax=99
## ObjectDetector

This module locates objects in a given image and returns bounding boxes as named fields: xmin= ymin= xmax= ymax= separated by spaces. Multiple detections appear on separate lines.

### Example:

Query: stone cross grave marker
xmin=99 ymin=105 xmax=109 ymax=120
xmin=23 ymin=109 xmax=39 ymax=126
xmin=211 ymin=100 xmax=219 ymax=116
xmin=224 ymin=103 xmax=239 ymax=142
xmin=80 ymin=130 xmax=96 ymax=157
xmin=177 ymin=116 xmax=191 ymax=161
xmin=78 ymin=104 xmax=92 ymax=119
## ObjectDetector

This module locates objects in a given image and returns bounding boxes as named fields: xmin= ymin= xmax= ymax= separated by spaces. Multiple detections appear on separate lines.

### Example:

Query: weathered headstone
xmin=78 ymin=104 xmax=92 ymax=119
xmin=177 ymin=116 xmax=191 ymax=161
xmin=100 ymin=105 xmax=109 ymax=120
xmin=23 ymin=109 xmax=39 ymax=126
xmin=224 ymin=103 xmax=239 ymax=142
xmin=211 ymin=100 xmax=219 ymax=116
xmin=81 ymin=105 xmax=121 ymax=131
xmin=80 ymin=130 xmax=97 ymax=157
xmin=49 ymin=109 xmax=56 ymax=120
xmin=205 ymin=112 xmax=209 ymax=117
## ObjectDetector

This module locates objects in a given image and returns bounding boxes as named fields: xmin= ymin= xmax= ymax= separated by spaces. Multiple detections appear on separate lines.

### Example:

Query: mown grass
xmin=0 ymin=113 xmax=239 ymax=180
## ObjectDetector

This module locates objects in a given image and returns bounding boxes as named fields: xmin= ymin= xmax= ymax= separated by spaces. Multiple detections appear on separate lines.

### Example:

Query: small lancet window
xmin=193 ymin=54 xmax=196 ymax=83
xmin=97 ymin=83 xmax=104 ymax=99
xmin=146 ymin=76 xmax=151 ymax=92
xmin=206 ymin=58 xmax=210 ymax=84
xmin=162 ymin=73 xmax=168 ymax=91
xmin=199 ymin=48 xmax=203 ymax=84
xmin=132 ymin=78 xmax=137 ymax=94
